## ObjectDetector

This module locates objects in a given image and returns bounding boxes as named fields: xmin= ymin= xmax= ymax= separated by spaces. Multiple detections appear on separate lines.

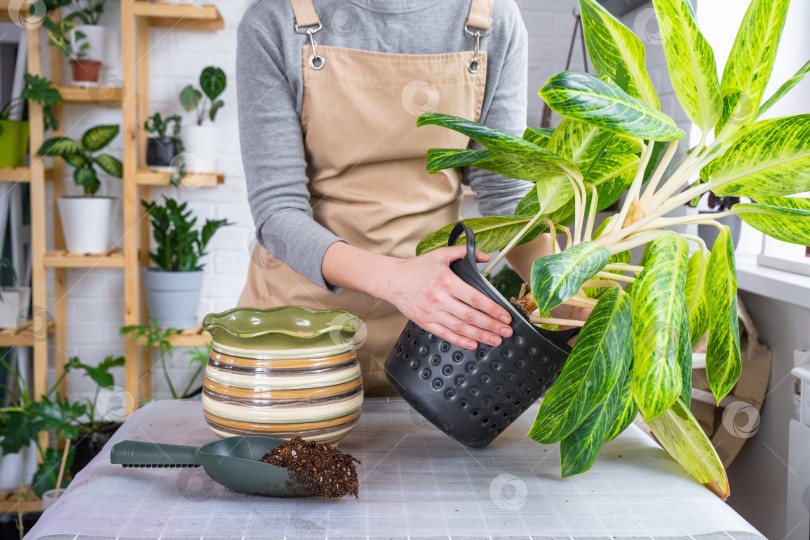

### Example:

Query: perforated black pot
xmin=384 ymin=222 xmax=576 ymax=448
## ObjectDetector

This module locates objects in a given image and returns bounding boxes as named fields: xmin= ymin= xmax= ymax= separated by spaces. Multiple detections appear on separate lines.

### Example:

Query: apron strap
xmin=289 ymin=0 xmax=321 ymax=28
xmin=466 ymin=0 xmax=494 ymax=32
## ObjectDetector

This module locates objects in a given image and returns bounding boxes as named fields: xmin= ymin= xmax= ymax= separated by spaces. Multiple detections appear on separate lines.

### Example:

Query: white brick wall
xmin=55 ymin=0 xmax=692 ymax=405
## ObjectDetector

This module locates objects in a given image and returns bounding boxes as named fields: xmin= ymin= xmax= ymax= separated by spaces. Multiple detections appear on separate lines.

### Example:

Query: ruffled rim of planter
xmin=203 ymin=306 xmax=366 ymax=350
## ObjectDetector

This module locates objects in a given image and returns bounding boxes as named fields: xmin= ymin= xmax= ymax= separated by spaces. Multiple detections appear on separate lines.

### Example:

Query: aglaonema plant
xmin=415 ymin=0 xmax=810 ymax=499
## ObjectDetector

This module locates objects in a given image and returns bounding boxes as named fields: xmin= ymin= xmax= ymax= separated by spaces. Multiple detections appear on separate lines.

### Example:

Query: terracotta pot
xmin=70 ymin=58 xmax=101 ymax=84
xmin=201 ymin=306 xmax=367 ymax=444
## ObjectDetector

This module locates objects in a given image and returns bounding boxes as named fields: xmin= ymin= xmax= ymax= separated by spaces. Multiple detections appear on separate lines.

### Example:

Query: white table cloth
xmin=26 ymin=398 xmax=763 ymax=539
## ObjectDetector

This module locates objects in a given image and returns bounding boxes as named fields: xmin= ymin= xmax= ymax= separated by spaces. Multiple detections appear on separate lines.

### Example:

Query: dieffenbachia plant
xmin=416 ymin=0 xmax=809 ymax=499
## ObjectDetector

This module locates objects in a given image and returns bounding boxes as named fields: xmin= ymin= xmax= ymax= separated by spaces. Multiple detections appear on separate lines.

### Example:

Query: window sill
xmin=736 ymin=253 xmax=810 ymax=309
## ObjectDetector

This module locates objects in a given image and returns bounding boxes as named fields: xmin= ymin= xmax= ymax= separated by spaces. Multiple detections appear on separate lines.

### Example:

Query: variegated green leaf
xmin=415 ymin=216 xmax=533 ymax=256
xmin=652 ymin=0 xmax=722 ymax=132
xmin=93 ymin=154 xmax=123 ymax=178
xmin=582 ymin=153 xmax=638 ymax=204
xmin=733 ymin=197 xmax=810 ymax=245
xmin=705 ymin=227 xmax=741 ymax=404
xmin=710 ymin=114 xmax=810 ymax=198
xmin=717 ymin=0 xmax=790 ymax=136
xmin=550 ymin=118 xmax=614 ymax=164
xmin=540 ymin=71 xmax=685 ymax=142
xmin=38 ymin=137 xmax=81 ymax=157
xmin=417 ymin=113 xmax=573 ymax=169
xmin=81 ymin=124 xmax=119 ymax=152
xmin=647 ymin=398 xmax=729 ymax=499
xmin=529 ymin=287 xmax=632 ymax=444
xmin=425 ymin=148 xmax=557 ymax=182
xmin=579 ymin=0 xmax=659 ymax=108
xmin=604 ymin=367 xmax=639 ymax=442
xmin=523 ymin=127 xmax=555 ymax=146
xmin=685 ymin=248 xmax=710 ymax=348
xmin=631 ymin=232 xmax=690 ymax=420
xmin=585 ymin=248 xmax=630 ymax=299
xmin=758 ymin=58 xmax=810 ymax=119
xmin=560 ymin=364 xmax=634 ymax=477
xmin=606 ymin=134 xmax=644 ymax=154
xmin=531 ymin=241 xmax=611 ymax=313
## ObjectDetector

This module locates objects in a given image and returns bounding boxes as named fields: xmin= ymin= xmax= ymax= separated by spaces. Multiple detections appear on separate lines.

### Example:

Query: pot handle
xmin=111 ymin=440 xmax=201 ymax=468
xmin=448 ymin=221 xmax=477 ymax=266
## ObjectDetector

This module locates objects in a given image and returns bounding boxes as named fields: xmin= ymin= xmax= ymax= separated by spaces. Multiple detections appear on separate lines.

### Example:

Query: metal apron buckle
xmin=295 ymin=22 xmax=325 ymax=70
xmin=464 ymin=24 xmax=490 ymax=74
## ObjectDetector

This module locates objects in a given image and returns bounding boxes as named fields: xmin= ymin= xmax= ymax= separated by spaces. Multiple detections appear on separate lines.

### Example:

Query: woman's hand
xmin=322 ymin=242 xmax=513 ymax=350
xmin=374 ymin=247 xmax=514 ymax=350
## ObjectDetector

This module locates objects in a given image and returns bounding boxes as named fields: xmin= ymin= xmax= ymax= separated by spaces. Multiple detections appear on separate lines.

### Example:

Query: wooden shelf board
xmin=44 ymin=249 xmax=125 ymax=268
xmin=136 ymin=170 xmax=224 ymax=188
xmin=56 ymin=85 xmax=125 ymax=105
xmin=0 ymin=488 xmax=41 ymax=513
xmin=0 ymin=167 xmax=53 ymax=183
xmin=134 ymin=323 xmax=212 ymax=348
xmin=133 ymin=2 xmax=224 ymax=30
xmin=0 ymin=320 xmax=55 ymax=347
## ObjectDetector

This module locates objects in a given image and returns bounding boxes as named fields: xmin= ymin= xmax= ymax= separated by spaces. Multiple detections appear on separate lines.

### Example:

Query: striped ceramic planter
xmin=201 ymin=306 xmax=367 ymax=445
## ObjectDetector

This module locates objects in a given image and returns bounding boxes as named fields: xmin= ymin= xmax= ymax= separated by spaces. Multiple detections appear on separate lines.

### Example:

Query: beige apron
xmin=239 ymin=0 xmax=493 ymax=396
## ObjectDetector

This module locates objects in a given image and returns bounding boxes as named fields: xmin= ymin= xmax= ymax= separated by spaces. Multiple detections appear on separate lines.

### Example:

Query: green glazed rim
xmin=202 ymin=306 xmax=366 ymax=354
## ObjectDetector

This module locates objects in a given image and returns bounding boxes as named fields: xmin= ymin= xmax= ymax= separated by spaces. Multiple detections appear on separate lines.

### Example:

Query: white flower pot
xmin=0 ymin=287 xmax=30 ymax=328
xmin=57 ymin=196 xmax=116 ymax=254
xmin=142 ymin=268 xmax=204 ymax=329
xmin=0 ymin=445 xmax=37 ymax=492
xmin=181 ymin=124 xmax=218 ymax=172
xmin=71 ymin=24 xmax=106 ymax=62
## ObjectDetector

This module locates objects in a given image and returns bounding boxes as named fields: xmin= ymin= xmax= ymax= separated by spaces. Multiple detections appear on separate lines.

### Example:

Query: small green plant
xmin=0 ymin=75 xmax=62 ymax=137
xmin=120 ymin=318 xmax=210 ymax=399
xmin=180 ymin=66 xmax=226 ymax=125
xmin=416 ymin=0 xmax=810 ymax=498
xmin=64 ymin=0 xmax=108 ymax=25
xmin=46 ymin=20 xmax=89 ymax=59
xmin=142 ymin=196 xmax=230 ymax=272
xmin=38 ymin=125 xmax=122 ymax=196
xmin=0 ymin=355 xmax=122 ymax=497
xmin=144 ymin=112 xmax=181 ymax=139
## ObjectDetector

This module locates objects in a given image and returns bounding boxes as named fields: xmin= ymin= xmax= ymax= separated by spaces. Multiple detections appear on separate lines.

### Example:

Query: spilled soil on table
xmin=260 ymin=437 xmax=360 ymax=498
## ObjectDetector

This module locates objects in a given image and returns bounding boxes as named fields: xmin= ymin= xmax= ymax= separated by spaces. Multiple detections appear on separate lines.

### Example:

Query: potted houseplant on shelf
xmin=121 ymin=317 xmax=211 ymax=400
xmin=693 ymin=191 xmax=743 ymax=251
xmin=144 ymin=112 xmax=182 ymax=168
xmin=63 ymin=0 xmax=113 ymax=73
xmin=0 ymin=74 xmax=63 ymax=168
xmin=46 ymin=19 xmax=99 ymax=85
xmin=179 ymin=66 xmax=226 ymax=172
xmin=0 ymin=354 xmax=122 ymax=499
xmin=387 ymin=0 xmax=810 ymax=499
xmin=38 ymin=124 xmax=123 ymax=254
xmin=141 ymin=197 xmax=230 ymax=329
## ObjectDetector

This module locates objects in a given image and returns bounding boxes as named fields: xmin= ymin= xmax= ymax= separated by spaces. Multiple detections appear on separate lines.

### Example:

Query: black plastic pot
xmin=145 ymin=136 xmax=179 ymax=166
xmin=70 ymin=422 xmax=122 ymax=476
xmin=385 ymin=222 xmax=576 ymax=448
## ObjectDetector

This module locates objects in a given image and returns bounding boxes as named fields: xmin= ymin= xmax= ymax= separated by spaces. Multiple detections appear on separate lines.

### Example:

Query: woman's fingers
xmin=439 ymin=296 xmax=512 ymax=343
xmin=422 ymin=322 xmax=477 ymax=350
xmin=449 ymin=278 xmax=512 ymax=326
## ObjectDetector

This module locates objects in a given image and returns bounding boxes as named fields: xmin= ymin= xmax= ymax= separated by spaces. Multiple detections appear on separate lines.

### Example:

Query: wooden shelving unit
xmin=4 ymin=2 xmax=225 ymax=428
xmin=55 ymin=85 xmax=125 ymax=105
xmin=122 ymin=1 xmax=223 ymax=406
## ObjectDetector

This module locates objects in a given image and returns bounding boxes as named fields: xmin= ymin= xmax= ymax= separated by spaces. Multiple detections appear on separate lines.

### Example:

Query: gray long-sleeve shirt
xmin=237 ymin=0 xmax=531 ymax=290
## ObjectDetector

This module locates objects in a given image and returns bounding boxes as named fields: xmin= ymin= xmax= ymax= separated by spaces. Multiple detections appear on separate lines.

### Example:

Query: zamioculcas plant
xmin=415 ymin=0 xmax=810 ymax=498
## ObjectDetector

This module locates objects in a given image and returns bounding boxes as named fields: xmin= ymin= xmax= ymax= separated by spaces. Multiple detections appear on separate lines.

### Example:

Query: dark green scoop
xmin=110 ymin=436 xmax=316 ymax=497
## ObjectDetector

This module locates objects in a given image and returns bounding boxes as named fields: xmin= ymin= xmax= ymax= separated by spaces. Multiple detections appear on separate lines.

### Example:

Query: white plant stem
xmin=564 ymin=295 xmax=598 ymax=308
xmin=545 ymin=218 xmax=558 ymax=254
xmin=603 ymin=229 xmax=665 ymax=254
xmin=603 ymin=263 xmax=644 ymax=273
xmin=612 ymin=142 xmax=653 ymax=234
xmin=638 ymin=140 xmax=679 ymax=208
xmin=530 ymin=316 xmax=586 ymax=327
xmin=561 ymin=164 xmax=587 ymax=244
xmin=582 ymin=279 xmax=623 ymax=289
xmin=557 ymin=224 xmax=572 ymax=250
xmin=584 ymin=184 xmax=599 ymax=242
xmin=481 ymin=212 xmax=546 ymax=277
xmin=595 ymin=271 xmax=635 ymax=283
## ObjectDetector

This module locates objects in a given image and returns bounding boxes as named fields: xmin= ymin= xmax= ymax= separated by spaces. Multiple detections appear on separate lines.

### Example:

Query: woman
xmin=237 ymin=0 xmax=552 ymax=396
